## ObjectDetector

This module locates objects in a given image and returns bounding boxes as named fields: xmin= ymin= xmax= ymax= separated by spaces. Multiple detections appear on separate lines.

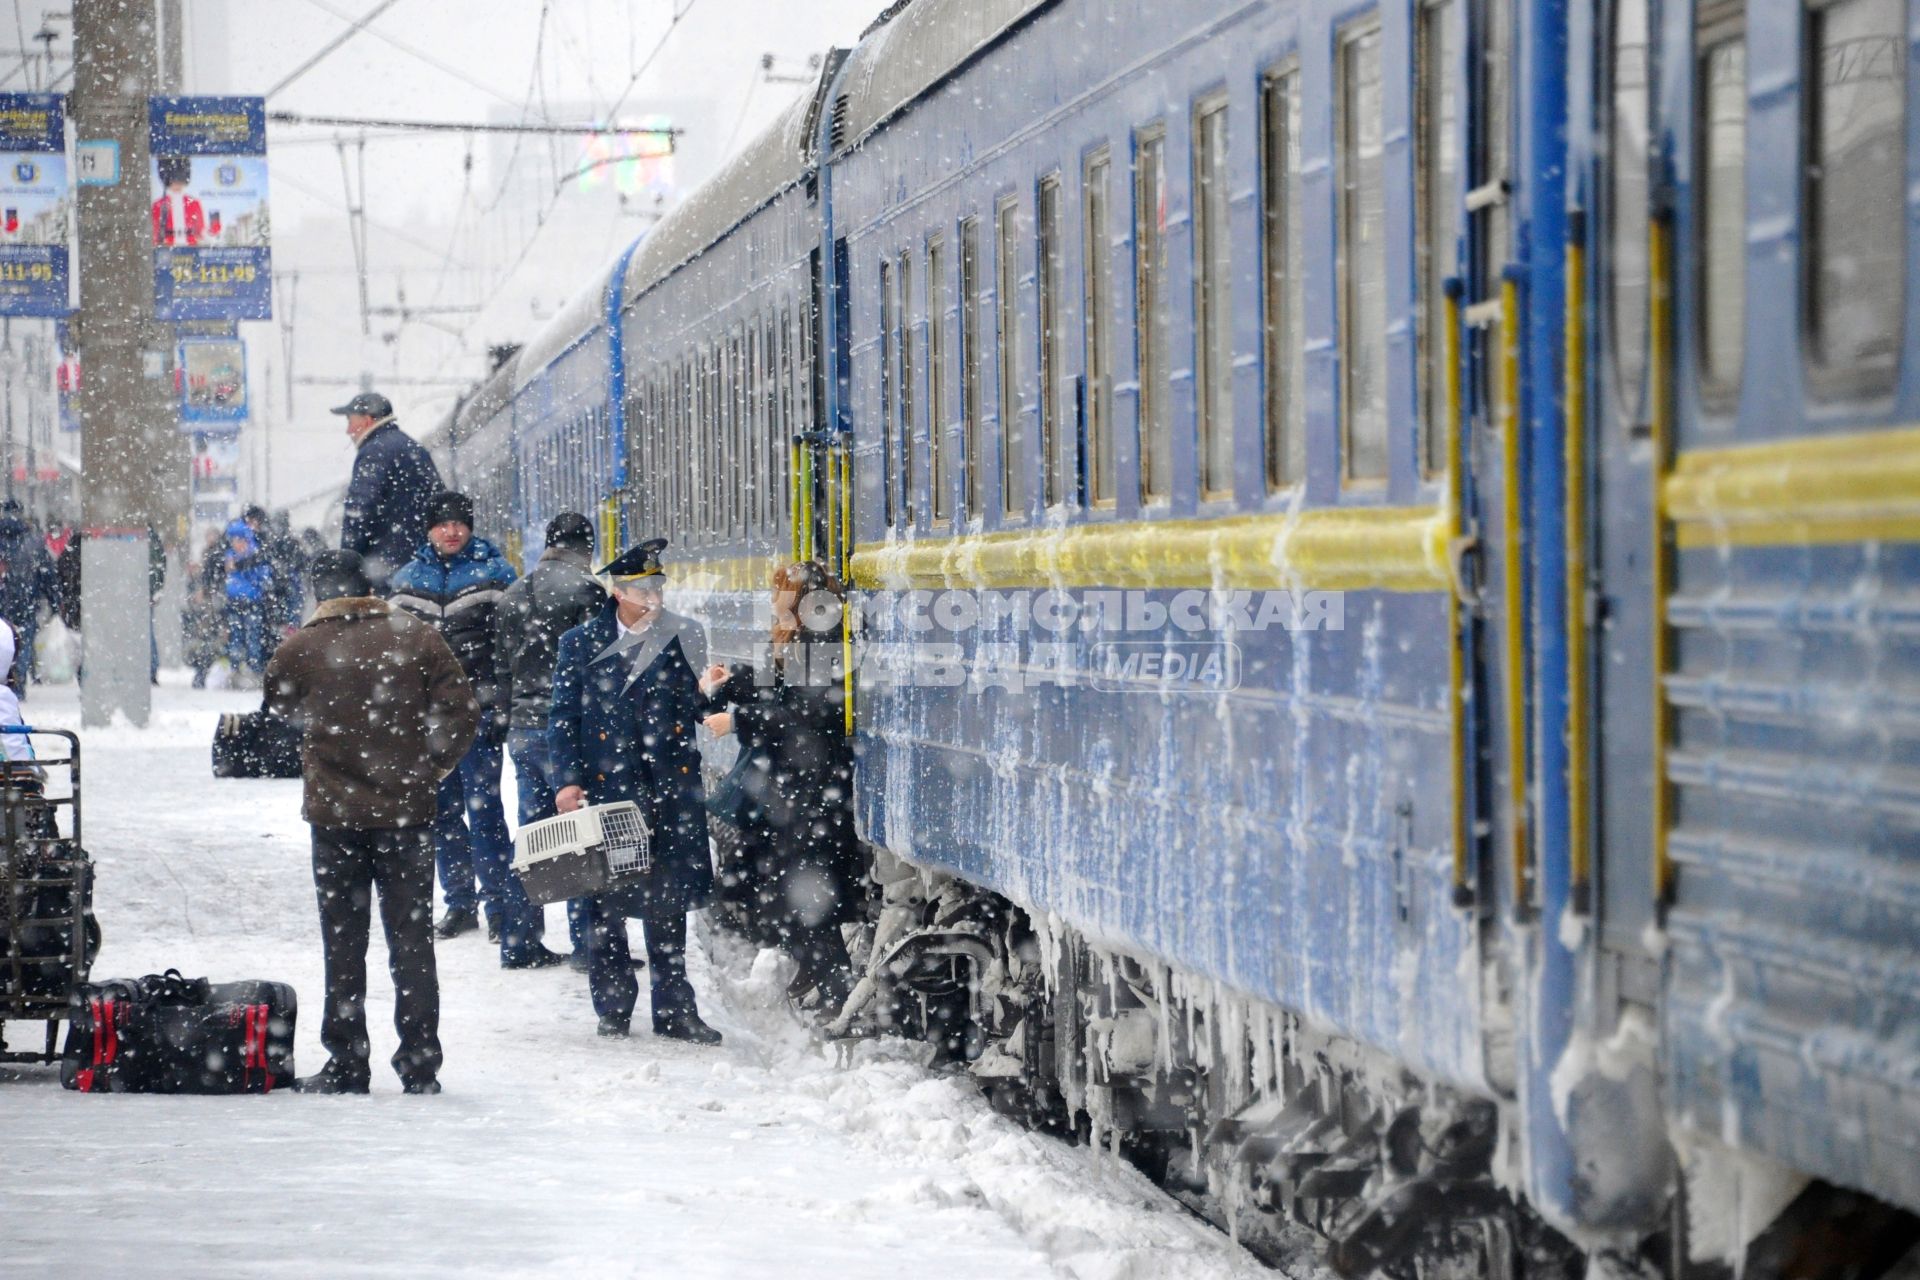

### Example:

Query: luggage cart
xmin=0 ymin=727 xmax=95 ymax=1065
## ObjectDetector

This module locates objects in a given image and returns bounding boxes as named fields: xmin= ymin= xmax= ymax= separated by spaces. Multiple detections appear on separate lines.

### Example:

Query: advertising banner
xmin=149 ymin=96 xmax=270 ymax=320
xmin=0 ymin=94 xmax=71 ymax=317
xmin=178 ymin=336 xmax=246 ymax=424
xmin=55 ymin=316 xmax=79 ymax=432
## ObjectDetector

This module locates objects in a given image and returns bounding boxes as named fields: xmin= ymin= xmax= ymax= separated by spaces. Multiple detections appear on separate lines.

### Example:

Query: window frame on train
xmin=1695 ymin=0 xmax=1748 ymax=403
xmin=1418 ymin=0 xmax=1462 ymax=475
xmin=898 ymin=248 xmax=918 ymax=528
xmin=996 ymin=192 xmax=1026 ymax=521
xmin=1083 ymin=145 xmax=1117 ymax=509
xmin=1802 ymin=0 xmax=1907 ymax=399
xmin=1262 ymin=61 xmax=1305 ymax=493
xmin=960 ymin=214 xmax=985 ymax=520
xmin=1037 ymin=170 xmax=1070 ymax=511
xmin=881 ymin=254 xmax=897 ymax=528
xmin=928 ymin=232 xmax=953 ymax=527
xmin=1337 ymin=13 xmax=1391 ymax=487
xmin=1192 ymin=90 xmax=1235 ymax=503
xmin=1134 ymin=121 xmax=1172 ymax=507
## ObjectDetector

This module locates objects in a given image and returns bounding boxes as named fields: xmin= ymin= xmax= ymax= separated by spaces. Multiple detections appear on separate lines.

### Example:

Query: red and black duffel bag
xmin=61 ymin=969 xmax=296 ymax=1094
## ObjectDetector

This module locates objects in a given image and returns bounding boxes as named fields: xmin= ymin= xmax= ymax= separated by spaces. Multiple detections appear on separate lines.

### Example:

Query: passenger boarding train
xmin=422 ymin=0 xmax=1920 ymax=1273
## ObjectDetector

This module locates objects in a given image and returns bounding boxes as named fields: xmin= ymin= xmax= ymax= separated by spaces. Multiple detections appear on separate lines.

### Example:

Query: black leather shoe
xmin=501 ymin=945 xmax=567 ymax=971
xmin=401 ymin=1077 xmax=442 ymax=1095
xmin=654 ymin=1012 xmax=722 ymax=1046
xmin=293 ymin=1062 xmax=370 ymax=1095
xmin=596 ymin=1015 xmax=630 ymax=1038
xmin=434 ymin=908 xmax=478 ymax=939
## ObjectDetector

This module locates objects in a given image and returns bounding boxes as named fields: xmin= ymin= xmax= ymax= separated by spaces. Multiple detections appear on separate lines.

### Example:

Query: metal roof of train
xmin=512 ymin=250 xmax=629 ymax=393
xmin=829 ymin=0 xmax=1050 ymax=153
xmin=616 ymin=90 xmax=822 ymax=312
xmin=454 ymin=349 xmax=520 ymax=442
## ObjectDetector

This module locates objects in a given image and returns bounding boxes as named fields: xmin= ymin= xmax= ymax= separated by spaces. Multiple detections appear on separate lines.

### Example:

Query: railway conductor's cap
xmin=599 ymin=537 xmax=669 ymax=585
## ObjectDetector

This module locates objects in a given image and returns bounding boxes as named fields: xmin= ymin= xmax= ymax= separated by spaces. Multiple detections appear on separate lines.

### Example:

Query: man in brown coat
xmin=265 ymin=549 xmax=478 ymax=1094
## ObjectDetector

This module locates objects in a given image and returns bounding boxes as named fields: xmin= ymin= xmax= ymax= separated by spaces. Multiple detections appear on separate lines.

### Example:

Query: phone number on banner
xmin=153 ymin=246 xmax=271 ymax=320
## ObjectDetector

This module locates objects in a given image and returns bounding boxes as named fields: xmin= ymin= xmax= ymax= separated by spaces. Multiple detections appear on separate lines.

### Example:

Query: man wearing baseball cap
xmin=334 ymin=390 xmax=441 ymax=592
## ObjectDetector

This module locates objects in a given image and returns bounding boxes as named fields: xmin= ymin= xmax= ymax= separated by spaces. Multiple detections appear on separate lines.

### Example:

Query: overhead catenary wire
xmin=264 ymin=0 xmax=405 ymax=99
xmin=294 ymin=0 xmax=527 ymax=109
xmin=267 ymin=110 xmax=681 ymax=138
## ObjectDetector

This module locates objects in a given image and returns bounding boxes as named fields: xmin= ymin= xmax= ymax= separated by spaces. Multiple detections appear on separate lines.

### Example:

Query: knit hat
xmin=545 ymin=512 xmax=595 ymax=552
xmin=425 ymin=491 xmax=474 ymax=530
xmin=310 ymin=550 xmax=372 ymax=602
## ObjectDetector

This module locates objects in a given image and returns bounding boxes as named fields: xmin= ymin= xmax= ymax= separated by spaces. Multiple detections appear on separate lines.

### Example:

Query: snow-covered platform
xmin=0 ymin=678 xmax=1265 ymax=1279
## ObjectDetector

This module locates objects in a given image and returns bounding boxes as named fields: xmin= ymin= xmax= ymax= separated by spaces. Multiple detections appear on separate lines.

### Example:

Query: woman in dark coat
xmin=549 ymin=539 xmax=719 ymax=1043
xmin=698 ymin=560 xmax=862 ymax=1013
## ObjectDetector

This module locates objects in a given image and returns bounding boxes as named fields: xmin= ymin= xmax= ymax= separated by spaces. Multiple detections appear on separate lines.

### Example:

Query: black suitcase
xmin=211 ymin=710 xmax=301 ymax=779
xmin=62 ymin=970 xmax=296 ymax=1093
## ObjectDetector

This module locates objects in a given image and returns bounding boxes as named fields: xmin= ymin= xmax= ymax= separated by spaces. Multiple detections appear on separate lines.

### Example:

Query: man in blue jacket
xmin=335 ymin=391 xmax=441 ymax=592
xmin=550 ymin=538 xmax=720 ymax=1043
xmin=390 ymin=491 xmax=561 ymax=969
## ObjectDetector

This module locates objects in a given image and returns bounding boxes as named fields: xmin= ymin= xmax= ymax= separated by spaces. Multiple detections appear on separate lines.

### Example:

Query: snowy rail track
xmin=0 ymin=681 xmax=1282 ymax=1280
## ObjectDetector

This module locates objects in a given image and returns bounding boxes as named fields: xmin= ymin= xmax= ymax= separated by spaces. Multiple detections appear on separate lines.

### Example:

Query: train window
xmin=762 ymin=313 xmax=778 ymax=535
xmin=960 ymin=217 xmax=984 ymax=517
xmin=779 ymin=307 xmax=795 ymax=533
xmin=928 ymin=234 xmax=952 ymax=525
xmin=881 ymin=257 xmax=897 ymax=527
xmin=898 ymin=250 xmax=917 ymax=526
xmin=744 ymin=323 xmax=758 ymax=537
xmin=1262 ymin=65 xmax=1305 ymax=490
xmin=1419 ymin=1 xmax=1460 ymax=473
xmin=724 ymin=334 xmax=739 ymax=539
xmin=1697 ymin=5 xmax=1746 ymax=394
xmin=1084 ymin=148 xmax=1116 ymax=507
xmin=1339 ymin=19 xmax=1390 ymax=483
xmin=997 ymin=196 xmax=1026 ymax=518
xmin=1807 ymin=0 xmax=1906 ymax=389
xmin=1135 ymin=125 xmax=1171 ymax=504
xmin=1606 ymin=0 xmax=1651 ymax=431
xmin=704 ymin=344 xmax=719 ymax=540
xmin=1037 ymin=173 xmax=1068 ymax=508
xmin=1193 ymin=95 xmax=1234 ymax=500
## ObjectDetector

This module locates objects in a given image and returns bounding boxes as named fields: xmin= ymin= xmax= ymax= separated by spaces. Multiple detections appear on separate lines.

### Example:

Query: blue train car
xmin=614 ymin=86 xmax=829 ymax=671
xmin=510 ymin=242 xmax=644 ymax=559
xmin=477 ymin=0 xmax=1920 ymax=1272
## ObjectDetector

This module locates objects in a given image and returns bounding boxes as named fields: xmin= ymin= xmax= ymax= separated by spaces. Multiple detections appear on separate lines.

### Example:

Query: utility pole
xmin=70 ymin=0 xmax=170 ymax=727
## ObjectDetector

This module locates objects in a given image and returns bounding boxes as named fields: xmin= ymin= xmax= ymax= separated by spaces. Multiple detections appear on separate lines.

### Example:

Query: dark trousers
xmin=507 ymin=727 xmax=588 ymax=954
xmin=580 ymin=888 xmax=696 ymax=1029
xmin=434 ymin=732 xmax=543 ymax=960
xmin=311 ymin=825 xmax=442 ymax=1084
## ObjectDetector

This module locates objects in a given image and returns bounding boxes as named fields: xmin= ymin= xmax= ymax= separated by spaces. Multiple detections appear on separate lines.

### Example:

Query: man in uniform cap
xmin=549 ymin=538 xmax=720 ymax=1043
xmin=334 ymin=391 xmax=442 ymax=592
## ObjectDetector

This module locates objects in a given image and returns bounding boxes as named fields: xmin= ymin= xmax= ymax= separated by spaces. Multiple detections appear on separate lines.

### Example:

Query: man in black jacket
xmin=335 ymin=391 xmax=441 ymax=592
xmin=494 ymin=512 xmax=607 ymax=967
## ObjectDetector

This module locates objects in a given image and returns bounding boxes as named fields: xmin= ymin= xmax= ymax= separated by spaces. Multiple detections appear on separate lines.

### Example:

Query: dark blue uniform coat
xmin=548 ymin=601 xmax=714 ymax=912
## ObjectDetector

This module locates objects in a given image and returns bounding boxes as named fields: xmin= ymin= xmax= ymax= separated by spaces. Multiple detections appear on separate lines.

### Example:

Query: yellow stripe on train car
xmin=1665 ymin=423 xmax=1920 ymax=549
xmin=845 ymin=506 xmax=1451 ymax=594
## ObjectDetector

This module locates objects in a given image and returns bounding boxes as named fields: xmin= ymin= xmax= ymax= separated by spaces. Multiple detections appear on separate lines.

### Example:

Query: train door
xmin=1461 ymin=0 xmax=1524 ymax=917
xmin=1584 ymin=0 xmax=1663 ymax=1008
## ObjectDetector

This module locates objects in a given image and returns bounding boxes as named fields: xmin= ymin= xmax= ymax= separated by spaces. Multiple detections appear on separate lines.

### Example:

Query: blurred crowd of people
xmin=183 ymin=506 xmax=328 ymax=688
xmin=0 ymin=496 xmax=328 ymax=696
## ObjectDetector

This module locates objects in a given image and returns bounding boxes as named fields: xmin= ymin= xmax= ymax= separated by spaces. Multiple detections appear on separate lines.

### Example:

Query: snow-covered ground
xmin=0 ymin=677 xmax=1274 ymax=1280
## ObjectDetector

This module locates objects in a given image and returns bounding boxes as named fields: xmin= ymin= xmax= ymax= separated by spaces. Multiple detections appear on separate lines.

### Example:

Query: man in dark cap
xmin=493 ymin=512 xmax=608 ymax=968
xmin=335 ymin=391 xmax=441 ymax=591
xmin=264 ymin=550 xmax=478 ymax=1095
xmin=550 ymin=538 xmax=720 ymax=1043
xmin=390 ymin=491 xmax=560 ymax=969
